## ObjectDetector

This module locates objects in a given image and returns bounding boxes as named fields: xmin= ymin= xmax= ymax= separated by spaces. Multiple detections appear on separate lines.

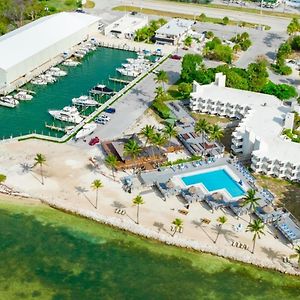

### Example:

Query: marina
xmin=0 ymin=47 xmax=137 ymax=139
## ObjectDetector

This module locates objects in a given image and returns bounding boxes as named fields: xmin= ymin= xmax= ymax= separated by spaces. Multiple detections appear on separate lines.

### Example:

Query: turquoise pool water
xmin=181 ymin=169 xmax=245 ymax=198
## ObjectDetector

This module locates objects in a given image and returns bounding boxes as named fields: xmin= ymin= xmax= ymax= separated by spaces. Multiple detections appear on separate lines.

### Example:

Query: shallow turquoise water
xmin=0 ymin=47 xmax=136 ymax=139
xmin=1 ymin=201 xmax=300 ymax=300
xmin=181 ymin=169 xmax=245 ymax=197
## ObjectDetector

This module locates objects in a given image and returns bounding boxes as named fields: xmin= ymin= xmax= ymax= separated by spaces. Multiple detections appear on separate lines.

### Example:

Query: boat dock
xmin=16 ymin=88 xmax=36 ymax=94
xmin=45 ymin=123 xmax=68 ymax=133
xmin=109 ymin=77 xmax=131 ymax=84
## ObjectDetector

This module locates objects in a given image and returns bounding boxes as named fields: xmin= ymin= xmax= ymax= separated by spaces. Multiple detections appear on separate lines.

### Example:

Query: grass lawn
xmin=113 ymin=6 xmax=270 ymax=30
xmin=191 ymin=112 xmax=231 ymax=124
xmin=40 ymin=0 xmax=78 ymax=11
xmin=160 ymin=0 xmax=299 ymax=19
xmin=255 ymin=175 xmax=300 ymax=219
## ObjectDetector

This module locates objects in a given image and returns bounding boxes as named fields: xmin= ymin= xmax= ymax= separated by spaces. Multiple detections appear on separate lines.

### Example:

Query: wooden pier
xmin=45 ymin=123 xmax=68 ymax=133
xmin=109 ymin=77 xmax=131 ymax=84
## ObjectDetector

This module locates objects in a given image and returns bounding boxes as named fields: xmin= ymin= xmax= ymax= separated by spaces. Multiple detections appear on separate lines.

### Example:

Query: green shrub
xmin=151 ymin=99 xmax=171 ymax=119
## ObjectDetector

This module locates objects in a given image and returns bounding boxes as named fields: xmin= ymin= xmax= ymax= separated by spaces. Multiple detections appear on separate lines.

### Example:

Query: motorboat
xmin=49 ymin=106 xmax=83 ymax=124
xmin=38 ymin=74 xmax=56 ymax=84
xmin=116 ymin=68 xmax=140 ymax=77
xmin=62 ymin=59 xmax=81 ymax=67
xmin=72 ymin=95 xmax=99 ymax=107
xmin=74 ymin=51 xmax=84 ymax=59
xmin=14 ymin=91 xmax=33 ymax=101
xmin=90 ymin=84 xmax=115 ymax=95
xmin=31 ymin=78 xmax=47 ymax=85
xmin=75 ymin=122 xmax=97 ymax=140
xmin=0 ymin=95 xmax=19 ymax=108
xmin=48 ymin=67 xmax=67 ymax=77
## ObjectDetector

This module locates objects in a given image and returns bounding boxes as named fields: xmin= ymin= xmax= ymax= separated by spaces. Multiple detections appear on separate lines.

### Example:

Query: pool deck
xmin=139 ymin=157 xmax=250 ymax=190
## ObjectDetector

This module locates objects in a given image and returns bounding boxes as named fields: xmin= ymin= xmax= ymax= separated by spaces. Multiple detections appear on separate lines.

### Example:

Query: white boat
xmin=48 ymin=67 xmax=67 ymax=77
xmin=38 ymin=74 xmax=56 ymax=84
xmin=14 ymin=91 xmax=33 ymax=101
xmin=116 ymin=68 xmax=140 ymax=77
xmin=0 ymin=95 xmax=19 ymax=108
xmin=31 ymin=78 xmax=47 ymax=85
xmin=49 ymin=106 xmax=83 ymax=124
xmin=62 ymin=59 xmax=80 ymax=67
xmin=72 ymin=95 xmax=99 ymax=107
xmin=75 ymin=123 xmax=97 ymax=140
xmin=74 ymin=51 xmax=84 ymax=59
xmin=90 ymin=85 xmax=115 ymax=95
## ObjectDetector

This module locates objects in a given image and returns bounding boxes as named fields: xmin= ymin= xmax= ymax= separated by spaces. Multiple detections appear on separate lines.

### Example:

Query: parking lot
xmin=68 ymin=56 xmax=182 ymax=148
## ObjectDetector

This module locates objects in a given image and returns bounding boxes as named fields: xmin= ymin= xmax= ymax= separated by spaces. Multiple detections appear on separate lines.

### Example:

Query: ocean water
xmin=0 ymin=47 xmax=136 ymax=139
xmin=0 ymin=200 xmax=300 ymax=300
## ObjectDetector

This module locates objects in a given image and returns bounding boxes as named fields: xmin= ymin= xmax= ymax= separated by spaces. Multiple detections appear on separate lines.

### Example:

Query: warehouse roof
xmin=156 ymin=19 xmax=194 ymax=36
xmin=0 ymin=12 xmax=100 ymax=70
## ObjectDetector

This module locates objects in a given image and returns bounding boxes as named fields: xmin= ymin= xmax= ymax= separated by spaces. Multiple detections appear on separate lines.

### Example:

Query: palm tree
xmin=172 ymin=218 xmax=183 ymax=237
xmin=290 ymin=246 xmax=300 ymax=266
xmin=140 ymin=125 xmax=155 ymax=147
xmin=242 ymin=189 xmax=260 ymax=221
xmin=0 ymin=174 xmax=6 ymax=185
xmin=150 ymin=132 xmax=167 ymax=157
xmin=214 ymin=215 xmax=228 ymax=244
xmin=194 ymin=118 xmax=210 ymax=140
xmin=163 ymin=123 xmax=178 ymax=141
xmin=155 ymin=70 xmax=168 ymax=91
xmin=209 ymin=124 xmax=224 ymax=142
xmin=155 ymin=86 xmax=165 ymax=99
xmin=246 ymin=219 xmax=265 ymax=254
xmin=124 ymin=139 xmax=142 ymax=160
xmin=105 ymin=154 xmax=118 ymax=180
xmin=132 ymin=195 xmax=145 ymax=224
xmin=34 ymin=153 xmax=46 ymax=185
xmin=91 ymin=179 xmax=103 ymax=209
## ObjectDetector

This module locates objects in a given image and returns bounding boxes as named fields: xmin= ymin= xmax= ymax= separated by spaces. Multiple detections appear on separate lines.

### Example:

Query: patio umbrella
xmin=188 ymin=186 xmax=198 ymax=194
xmin=262 ymin=205 xmax=274 ymax=214
xmin=166 ymin=180 xmax=175 ymax=189
xmin=211 ymin=192 xmax=224 ymax=201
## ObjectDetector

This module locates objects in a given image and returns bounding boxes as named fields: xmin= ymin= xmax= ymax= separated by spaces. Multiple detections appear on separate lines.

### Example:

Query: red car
xmin=89 ymin=137 xmax=100 ymax=146
xmin=171 ymin=54 xmax=182 ymax=60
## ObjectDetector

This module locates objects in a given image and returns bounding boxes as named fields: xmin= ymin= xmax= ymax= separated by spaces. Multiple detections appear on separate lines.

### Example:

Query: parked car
xmin=100 ymin=114 xmax=110 ymax=121
xmin=104 ymin=107 xmax=116 ymax=113
xmin=171 ymin=54 xmax=182 ymax=60
xmin=89 ymin=137 xmax=100 ymax=146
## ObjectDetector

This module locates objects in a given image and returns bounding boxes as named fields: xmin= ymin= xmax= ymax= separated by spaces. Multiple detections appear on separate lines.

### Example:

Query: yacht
xmin=14 ymin=91 xmax=33 ymax=101
xmin=38 ymin=74 xmax=56 ymax=84
xmin=116 ymin=68 xmax=140 ymax=77
xmin=48 ymin=67 xmax=67 ymax=77
xmin=75 ymin=123 xmax=97 ymax=140
xmin=74 ymin=51 xmax=84 ymax=59
xmin=62 ymin=59 xmax=80 ymax=67
xmin=90 ymin=84 xmax=115 ymax=95
xmin=0 ymin=96 xmax=19 ymax=108
xmin=72 ymin=95 xmax=99 ymax=107
xmin=31 ymin=78 xmax=47 ymax=85
xmin=49 ymin=106 xmax=83 ymax=124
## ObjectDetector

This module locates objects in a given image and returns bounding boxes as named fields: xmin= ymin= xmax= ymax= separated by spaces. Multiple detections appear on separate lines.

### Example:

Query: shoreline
xmin=1 ymin=192 xmax=299 ymax=277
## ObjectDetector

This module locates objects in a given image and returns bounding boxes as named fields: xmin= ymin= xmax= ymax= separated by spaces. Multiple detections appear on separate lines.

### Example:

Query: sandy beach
xmin=0 ymin=132 xmax=299 ymax=276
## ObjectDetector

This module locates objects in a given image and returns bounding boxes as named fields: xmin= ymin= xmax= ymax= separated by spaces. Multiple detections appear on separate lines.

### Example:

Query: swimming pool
xmin=181 ymin=169 xmax=245 ymax=198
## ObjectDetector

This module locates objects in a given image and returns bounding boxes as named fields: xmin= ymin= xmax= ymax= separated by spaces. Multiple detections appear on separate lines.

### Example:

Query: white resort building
xmin=0 ymin=12 xmax=101 ymax=94
xmin=104 ymin=15 xmax=148 ymax=40
xmin=190 ymin=73 xmax=300 ymax=182
xmin=154 ymin=19 xmax=194 ymax=45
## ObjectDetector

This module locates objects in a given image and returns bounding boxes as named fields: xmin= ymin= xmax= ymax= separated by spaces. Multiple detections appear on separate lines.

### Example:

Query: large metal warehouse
xmin=0 ymin=12 xmax=100 ymax=93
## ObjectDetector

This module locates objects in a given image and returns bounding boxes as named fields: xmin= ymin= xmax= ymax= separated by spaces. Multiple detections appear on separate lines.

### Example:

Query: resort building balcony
xmin=189 ymin=74 xmax=300 ymax=181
